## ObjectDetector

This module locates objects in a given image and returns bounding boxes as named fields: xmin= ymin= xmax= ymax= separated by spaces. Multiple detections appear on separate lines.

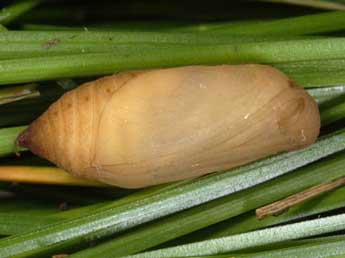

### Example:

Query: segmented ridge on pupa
xmin=17 ymin=72 xmax=140 ymax=176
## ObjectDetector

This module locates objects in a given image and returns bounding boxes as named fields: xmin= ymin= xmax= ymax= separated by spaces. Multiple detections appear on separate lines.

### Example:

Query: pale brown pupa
xmin=18 ymin=65 xmax=320 ymax=188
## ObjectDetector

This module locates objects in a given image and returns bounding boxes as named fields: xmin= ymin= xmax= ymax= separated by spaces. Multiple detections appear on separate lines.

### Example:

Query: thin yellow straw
xmin=0 ymin=166 xmax=107 ymax=187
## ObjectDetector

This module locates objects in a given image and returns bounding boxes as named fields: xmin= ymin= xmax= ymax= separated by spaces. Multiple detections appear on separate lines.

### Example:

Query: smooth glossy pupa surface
xmin=18 ymin=65 xmax=320 ymax=188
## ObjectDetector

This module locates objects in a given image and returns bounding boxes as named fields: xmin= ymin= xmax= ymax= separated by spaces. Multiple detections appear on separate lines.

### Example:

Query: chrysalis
xmin=18 ymin=65 xmax=320 ymax=188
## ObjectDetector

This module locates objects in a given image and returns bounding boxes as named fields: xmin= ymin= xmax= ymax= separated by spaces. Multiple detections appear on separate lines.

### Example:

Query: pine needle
xmin=261 ymin=0 xmax=345 ymax=10
xmin=0 ymin=0 xmax=42 ymax=25
xmin=127 ymin=213 xmax=345 ymax=258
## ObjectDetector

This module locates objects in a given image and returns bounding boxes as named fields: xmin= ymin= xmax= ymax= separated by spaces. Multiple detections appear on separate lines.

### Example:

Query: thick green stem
xmin=0 ymin=38 xmax=345 ymax=85
xmin=0 ymin=31 xmax=285 ymax=44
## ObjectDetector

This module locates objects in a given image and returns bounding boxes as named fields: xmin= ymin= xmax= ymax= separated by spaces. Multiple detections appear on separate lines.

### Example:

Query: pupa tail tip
xmin=16 ymin=126 xmax=32 ymax=149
